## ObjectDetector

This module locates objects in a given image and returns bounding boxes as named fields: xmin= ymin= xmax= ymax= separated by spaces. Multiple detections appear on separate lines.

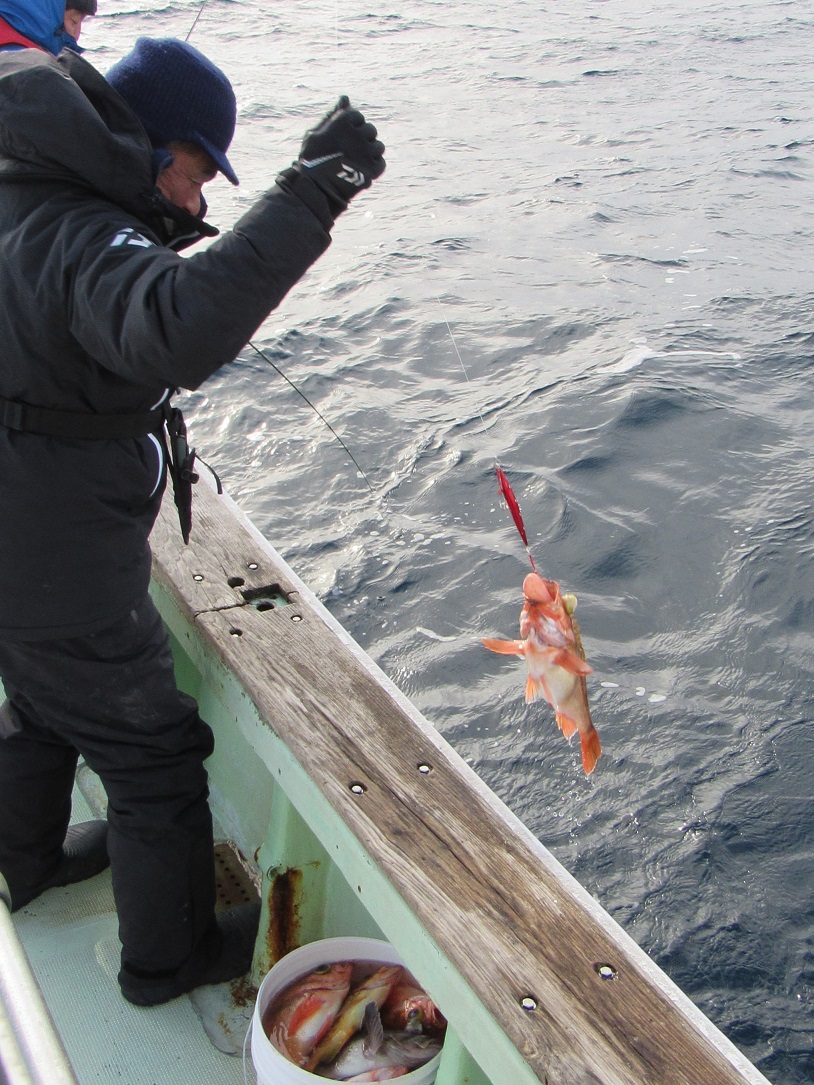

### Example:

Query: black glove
xmin=291 ymin=96 xmax=385 ymax=216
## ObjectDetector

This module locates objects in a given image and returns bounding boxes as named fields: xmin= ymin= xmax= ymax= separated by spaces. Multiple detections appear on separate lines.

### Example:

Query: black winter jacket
xmin=0 ymin=48 xmax=332 ymax=639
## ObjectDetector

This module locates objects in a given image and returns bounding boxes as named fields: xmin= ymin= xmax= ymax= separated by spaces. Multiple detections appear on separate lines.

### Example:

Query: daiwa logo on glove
xmin=301 ymin=153 xmax=366 ymax=189
xmin=337 ymin=164 xmax=366 ymax=188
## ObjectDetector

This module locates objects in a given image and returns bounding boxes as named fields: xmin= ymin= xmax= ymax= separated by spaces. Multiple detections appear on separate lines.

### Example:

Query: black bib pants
xmin=0 ymin=593 xmax=221 ymax=983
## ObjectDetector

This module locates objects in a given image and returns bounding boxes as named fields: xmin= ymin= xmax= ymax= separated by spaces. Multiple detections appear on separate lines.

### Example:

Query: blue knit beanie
xmin=106 ymin=38 xmax=238 ymax=185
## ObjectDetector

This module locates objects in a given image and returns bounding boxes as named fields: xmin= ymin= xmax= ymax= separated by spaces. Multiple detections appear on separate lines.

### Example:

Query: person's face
xmin=156 ymin=142 xmax=218 ymax=217
xmin=63 ymin=10 xmax=86 ymax=40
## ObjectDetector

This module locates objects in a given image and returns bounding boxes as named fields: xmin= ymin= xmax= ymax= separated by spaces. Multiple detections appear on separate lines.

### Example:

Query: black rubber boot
xmin=10 ymin=820 xmax=109 ymax=912
xmin=118 ymin=901 xmax=261 ymax=1007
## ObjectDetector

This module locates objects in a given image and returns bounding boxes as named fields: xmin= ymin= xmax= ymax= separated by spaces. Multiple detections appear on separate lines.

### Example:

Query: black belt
xmin=0 ymin=393 xmax=219 ymax=545
xmin=0 ymin=394 xmax=163 ymax=440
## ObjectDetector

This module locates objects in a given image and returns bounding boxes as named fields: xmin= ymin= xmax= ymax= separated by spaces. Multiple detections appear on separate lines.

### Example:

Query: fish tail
xmin=580 ymin=726 xmax=602 ymax=775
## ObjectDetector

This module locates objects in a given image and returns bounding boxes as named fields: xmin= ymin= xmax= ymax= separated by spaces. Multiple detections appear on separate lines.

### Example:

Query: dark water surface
xmin=93 ymin=2 xmax=814 ymax=1079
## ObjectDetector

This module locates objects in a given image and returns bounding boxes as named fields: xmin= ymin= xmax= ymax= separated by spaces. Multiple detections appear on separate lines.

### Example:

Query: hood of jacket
xmin=0 ymin=0 xmax=64 ymax=54
xmin=0 ymin=48 xmax=218 ymax=247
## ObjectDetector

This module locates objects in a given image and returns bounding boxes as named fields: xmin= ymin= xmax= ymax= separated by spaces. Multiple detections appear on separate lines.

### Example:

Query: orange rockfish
xmin=380 ymin=975 xmax=446 ymax=1036
xmin=483 ymin=572 xmax=601 ymax=775
xmin=263 ymin=961 xmax=353 ymax=1068
xmin=310 ymin=964 xmax=403 ymax=1070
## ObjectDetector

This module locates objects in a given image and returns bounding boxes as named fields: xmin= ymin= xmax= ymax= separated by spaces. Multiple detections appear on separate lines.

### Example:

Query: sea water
xmin=88 ymin=3 xmax=814 ymax=1080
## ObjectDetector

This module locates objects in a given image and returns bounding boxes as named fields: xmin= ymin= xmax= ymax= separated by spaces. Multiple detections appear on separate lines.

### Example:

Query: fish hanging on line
xmin=486 ymin=467 xmax=600 ymax=775
xmin=483 ymin=571 xmax=601 ymax=775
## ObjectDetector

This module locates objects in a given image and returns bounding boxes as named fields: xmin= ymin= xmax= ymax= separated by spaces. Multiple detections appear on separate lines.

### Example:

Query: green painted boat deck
xmin=13 ymin=777 xmax=248 ymax=1085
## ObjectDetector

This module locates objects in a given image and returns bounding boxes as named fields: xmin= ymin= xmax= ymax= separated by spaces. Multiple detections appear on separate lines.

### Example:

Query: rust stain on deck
xmin=229 ymin=974 xmax=259 ymax=1009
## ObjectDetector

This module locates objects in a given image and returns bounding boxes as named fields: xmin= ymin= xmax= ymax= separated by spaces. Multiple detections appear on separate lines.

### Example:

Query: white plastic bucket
xmin=251 ymin=936 xmax=442 ymax=1085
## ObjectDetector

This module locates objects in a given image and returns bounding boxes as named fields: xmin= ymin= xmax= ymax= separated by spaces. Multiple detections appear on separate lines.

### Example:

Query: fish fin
xmin=551 ymin=647 xmax=593 ymax=676
xmin=482 ymin=637 xmax=526 ymax=655
xmin=525 ymin=672 xmax=560 ymax=707
xmin=556 ymin=712 xmax=578 ymax=739
xmin=361 ymin=1000 xmax=385 ymax=1057
xmin=580 ymin=726 xmax=602 ymax=775
xmin=525 ymin=674 xmax=548 ymax=703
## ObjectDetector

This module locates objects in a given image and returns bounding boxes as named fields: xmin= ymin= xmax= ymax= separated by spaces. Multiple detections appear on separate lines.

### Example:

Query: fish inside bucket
xmin=251 ymin=937 xmax=445 ymax=1084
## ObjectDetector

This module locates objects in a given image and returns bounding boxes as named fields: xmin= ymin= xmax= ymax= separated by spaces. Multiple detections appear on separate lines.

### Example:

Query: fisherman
xmin=0 ymin=0 xmax=64 ymax=51
xmin=0 ymin=1 xmax=385 ymax=1007
xmin=61 ymin=0 xmax=97 ymax=51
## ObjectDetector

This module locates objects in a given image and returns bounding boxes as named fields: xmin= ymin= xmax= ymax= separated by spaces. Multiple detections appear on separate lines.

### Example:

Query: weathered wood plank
xmin=151 ymin=482 xmax=770 ymax=1085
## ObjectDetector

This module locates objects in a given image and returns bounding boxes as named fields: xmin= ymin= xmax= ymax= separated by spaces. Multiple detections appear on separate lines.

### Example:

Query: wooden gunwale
xmin=150 ymin=479 xmax=771 ymax=1085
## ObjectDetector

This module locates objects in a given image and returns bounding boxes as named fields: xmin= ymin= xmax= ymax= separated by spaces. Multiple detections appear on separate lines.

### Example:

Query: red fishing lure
xmin=495 ymin=467 xmax=537 ymax=571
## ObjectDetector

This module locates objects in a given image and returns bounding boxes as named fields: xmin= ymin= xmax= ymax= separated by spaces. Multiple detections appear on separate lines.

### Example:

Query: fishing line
xmin=248 ymin=341 xmax=374 ymax=493
xmin=182 ymin=3 xmax=374 ymax=494
xmin=185 ymin=0 xmax=209 ymax=42
xmin=437 ymin=299 xmax=538 ymax=571
xmin=438 ymin=304 xmax=489 ymax=436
